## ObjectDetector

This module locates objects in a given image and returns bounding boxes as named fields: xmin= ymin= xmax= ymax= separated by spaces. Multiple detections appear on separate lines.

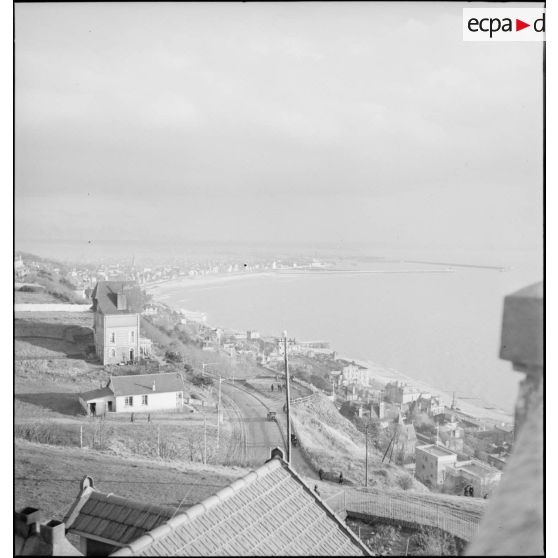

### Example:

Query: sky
xmin=15 ymin=2 xmax=544 ymax=261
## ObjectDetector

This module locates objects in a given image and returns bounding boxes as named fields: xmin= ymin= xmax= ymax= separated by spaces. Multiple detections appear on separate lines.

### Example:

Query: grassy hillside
xmin=15 ymin=440 xmax=249 ymax=522
xmin=292 ymin=394 xmax=427 ymax=492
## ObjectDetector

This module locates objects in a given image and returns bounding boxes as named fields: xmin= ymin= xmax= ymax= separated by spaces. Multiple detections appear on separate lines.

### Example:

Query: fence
xmin=324 ymin=488 xmax=481 ymax=542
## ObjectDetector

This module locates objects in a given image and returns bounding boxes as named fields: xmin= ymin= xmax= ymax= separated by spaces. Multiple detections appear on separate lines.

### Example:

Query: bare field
xmin=15 ymin=439 xmax=249 ymax=521
xmin=14 ymin=290 xmax=62 ymax=304
xmin=15 ymin=310 xmax=94 ymax=327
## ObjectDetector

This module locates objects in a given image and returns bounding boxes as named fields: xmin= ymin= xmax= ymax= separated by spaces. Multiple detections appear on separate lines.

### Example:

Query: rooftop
xmin=80 ymin=386 xmax=114 ymax=402
xmin=64 ymin=477 xmax=174 ymax=548
xmin=109 ymin=373 xmax=184 ymax=397
xmin=111 ymin=451 xmax=370 ymax=556
xmin=92 ymin=281 xmax=143 ymax=315
xmin=417 ymin=444 xmax=457 ymax=458
xmin=457 ymin=461 xmax=501 ymax=478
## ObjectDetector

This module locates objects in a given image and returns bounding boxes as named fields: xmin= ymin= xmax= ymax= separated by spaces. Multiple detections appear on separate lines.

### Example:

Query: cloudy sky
xmin=15 ymin=2 xmax=543 ymax=260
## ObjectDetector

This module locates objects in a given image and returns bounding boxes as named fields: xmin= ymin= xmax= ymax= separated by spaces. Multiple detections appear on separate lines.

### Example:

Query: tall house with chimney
xmin=91 ymin=281 xmax=144 ymax=365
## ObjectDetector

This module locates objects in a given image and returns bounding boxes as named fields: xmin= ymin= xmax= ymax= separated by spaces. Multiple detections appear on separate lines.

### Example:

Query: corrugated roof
xmin=109 ymin=373 xmax=183 ymax=397
xmin=111 ymin=457 xmax=370 ymax=556
xmin=65 ymin=492 xmax=174 ymax=546
xmin=92 ymin=281 xmax=143 ymax=315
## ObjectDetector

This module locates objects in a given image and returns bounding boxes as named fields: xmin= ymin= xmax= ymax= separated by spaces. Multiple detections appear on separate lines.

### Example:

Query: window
xmin=131 ymin=331 xmax=135 ymax=342
xmin=110 ymin=332 xmax=115 ymax=343
xmin=125 ymin=396 xmax=134 ymax=407
xmin=142 ymin=395 xmax=148 ymax=405
xmin=111 ymin=349 xmax=116 ymax=358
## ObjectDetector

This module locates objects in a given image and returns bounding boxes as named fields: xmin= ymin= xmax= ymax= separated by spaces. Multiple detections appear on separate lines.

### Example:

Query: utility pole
xmin=365 ymin=424 xmax=369 ymax=487
xmin=203 ymin=411 xmax=207 ymax=464
xmin=217 ymin=376 xmax=222 ymax=449
xmin=157 ymin=426 xmax=161 ymax=457
xmin=284 ymin=331 xmax=292 ymax=464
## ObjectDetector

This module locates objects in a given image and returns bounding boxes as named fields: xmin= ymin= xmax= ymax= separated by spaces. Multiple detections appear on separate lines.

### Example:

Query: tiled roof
xmin=65 ymin=491 xmax=174 ymax=547
xmin=109 ymin=373 xmax=184 ymax=397
xmin=111 ymin=457 xmax=370 ymax=556
xmin=92 ymin=281 xmax=143 ymax=315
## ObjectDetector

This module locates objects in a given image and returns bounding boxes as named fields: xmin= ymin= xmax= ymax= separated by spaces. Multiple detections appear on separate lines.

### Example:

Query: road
xmin=220 ymin=381 xmax=317 ymax=478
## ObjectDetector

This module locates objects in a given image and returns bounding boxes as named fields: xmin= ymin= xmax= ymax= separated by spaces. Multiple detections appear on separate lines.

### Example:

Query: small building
xmin=247 ymin=329 xmax=260 ymax=340
xmin=394 ymin=417 xmax=418 ymax=461
xmin=415 ymin=444 xmax=458 ymax=488
xmin=341 ymin=362 xmax=370 ymax=387
xmin=79 ymin=372 xmax=184 ymax=415
xmin=438 ymin=416 xmax=465 ymax=453
xmin=92 ymin=281 xmax=144 ymax=365
xmin=444 ymin=459 xmax=503 ymax=498
xmin=63 ymin=476 xmax=174 ymax=556
xmin=385 ymin=381 xmax=421 ymax=405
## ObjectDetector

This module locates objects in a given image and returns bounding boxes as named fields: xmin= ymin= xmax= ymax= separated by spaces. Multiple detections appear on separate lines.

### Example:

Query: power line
xmin=14 ymin=476 xmax=229 ymax=488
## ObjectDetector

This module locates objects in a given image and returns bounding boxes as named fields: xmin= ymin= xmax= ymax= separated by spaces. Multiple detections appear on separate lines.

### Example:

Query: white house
xmin=79 ymin=372 xmax=184 ymax=415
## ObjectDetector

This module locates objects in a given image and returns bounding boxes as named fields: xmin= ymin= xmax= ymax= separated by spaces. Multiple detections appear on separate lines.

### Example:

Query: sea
xmin=149 ymin=248 xmax=543 ymax=418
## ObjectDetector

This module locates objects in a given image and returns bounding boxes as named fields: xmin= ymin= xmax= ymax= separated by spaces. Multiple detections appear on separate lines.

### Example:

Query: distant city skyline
xmin=15 ymin=2 xmax=543 ymax=261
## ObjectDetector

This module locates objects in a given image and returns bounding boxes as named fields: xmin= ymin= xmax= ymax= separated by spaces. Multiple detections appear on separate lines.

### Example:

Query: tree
xmin=165 ymin=350 xmax=183 ymax=363
xmin=192 ymin=375 xmax=214 ymax=388
xmin=340 ymin=401 xmax=357 ymax=420
xmin=309 ymin=374 xmax=330 ymax=392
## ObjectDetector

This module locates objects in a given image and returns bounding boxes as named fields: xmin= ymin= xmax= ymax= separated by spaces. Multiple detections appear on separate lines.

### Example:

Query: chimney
xmin=14 ymin=507 xmax=41 ymax=538
xmin=117 ymin=293 xmax=127 ymax=311
xmin=152 ymin=381 xmax=156 ymax=391
xmin=267 ymin=447 xmax=285 ymax=462
xmin=40 ymin=520 xmax=66 ymax=547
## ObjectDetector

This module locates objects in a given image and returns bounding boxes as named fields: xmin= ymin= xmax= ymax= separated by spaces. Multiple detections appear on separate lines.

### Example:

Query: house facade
xmin=444 ymin=459 xmax=502 ymax=498
xmin=415 ymin=444 xmax=458 ymax=488
xmin=92 ymin=281 xmax=144 ymax=365
xmin=79 ymin=372 xmax=184 ymax=415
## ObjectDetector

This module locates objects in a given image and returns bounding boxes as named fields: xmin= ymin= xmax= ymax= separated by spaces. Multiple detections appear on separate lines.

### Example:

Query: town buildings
xmin=438 ymin=416 xmax=465 ymax=453
xmin=341 ymin=361 xmax=370 ymax=386
xmin=385 ymin=381 xmax=421 ymax=406
xmin=79 ymin=372 xmax=184 ymax=415
xmin=415 ymin=443 xmax=502 ymax=497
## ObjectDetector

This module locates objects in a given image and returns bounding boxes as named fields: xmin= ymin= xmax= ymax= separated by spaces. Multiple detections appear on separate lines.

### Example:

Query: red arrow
xmin=516 ymin=19 xmax=530 ymax=32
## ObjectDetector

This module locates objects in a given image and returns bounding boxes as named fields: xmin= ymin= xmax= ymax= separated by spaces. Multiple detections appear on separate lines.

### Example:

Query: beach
xmin=145 ymin=270 xmax=515 ymax=427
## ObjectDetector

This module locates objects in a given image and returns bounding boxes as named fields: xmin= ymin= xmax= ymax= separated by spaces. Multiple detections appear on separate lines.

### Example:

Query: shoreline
xmin=142 ymin=265 xmax=458 ymax=293
xmin=147 ymin=273 xmax=513 ymax=427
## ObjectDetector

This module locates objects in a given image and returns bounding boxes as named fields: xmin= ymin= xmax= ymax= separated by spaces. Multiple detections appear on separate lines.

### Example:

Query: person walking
xmin=338 ymin=472 xmax=343 ymax=485
xmin=319 ymin=469 xmax=324 ymax=481
xmin=271 ymin=384 xmax=274 ymax=392
xmin=314 ymin=485 xmax=320 ymax=496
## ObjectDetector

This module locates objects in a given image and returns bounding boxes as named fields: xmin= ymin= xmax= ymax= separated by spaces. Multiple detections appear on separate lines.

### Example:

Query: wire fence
xmin=324 ymin=488 xmax=481 ymax=542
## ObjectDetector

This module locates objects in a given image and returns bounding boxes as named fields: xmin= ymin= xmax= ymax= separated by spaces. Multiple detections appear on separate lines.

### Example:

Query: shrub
xmin=411 ymin=527 xmax=458 ymax=556
xmin=398 ymin=475 xmax=414 ymax=490
xmin=192 ymin=374 xmax=214 ymax=387
xmin=165 ymin=350 xmax=183 ymax=363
